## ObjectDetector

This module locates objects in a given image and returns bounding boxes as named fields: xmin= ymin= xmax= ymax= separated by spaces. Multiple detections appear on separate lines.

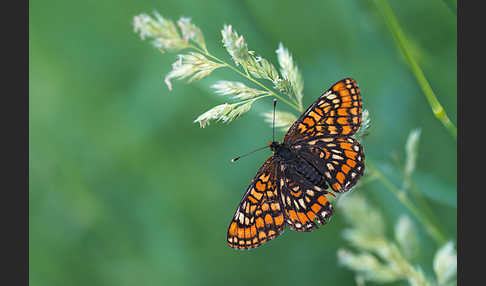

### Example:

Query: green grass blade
xmin=374 ymin=0 xmax=457 ymax=140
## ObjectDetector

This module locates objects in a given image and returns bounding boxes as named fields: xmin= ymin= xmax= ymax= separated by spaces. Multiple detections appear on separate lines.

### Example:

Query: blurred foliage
xmin=29 ymin=0 xmax=456 ymax=285
xmin=337 ymin=194 xmax=456 ymax=286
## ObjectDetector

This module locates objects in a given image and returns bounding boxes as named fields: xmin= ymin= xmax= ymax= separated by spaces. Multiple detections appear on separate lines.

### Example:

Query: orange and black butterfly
xmin=227 ymin=78 xmax=365 ymax=249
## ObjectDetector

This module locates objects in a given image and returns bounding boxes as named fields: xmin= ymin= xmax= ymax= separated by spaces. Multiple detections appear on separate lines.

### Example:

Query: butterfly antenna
xmin=272 ymin=99 xmax=277 ymax=142
xmin=231 ymin=146 xmax=269 ymax=163
xmin=232 ymin=100 xmax=276 ymax=163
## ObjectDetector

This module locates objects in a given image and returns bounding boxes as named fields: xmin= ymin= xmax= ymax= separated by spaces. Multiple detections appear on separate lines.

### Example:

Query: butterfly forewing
xmin=227 ymin=156 xmax=286 ymax=249
xmin=284 ymin=78 xmax=362 ymax=143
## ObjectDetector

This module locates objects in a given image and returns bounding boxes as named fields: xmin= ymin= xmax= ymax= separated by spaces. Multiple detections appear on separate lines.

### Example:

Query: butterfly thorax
xmin=269 ymin=141 xmax=295 ymax=161
xmin=270 ymin=141 xmax=328 ymax=189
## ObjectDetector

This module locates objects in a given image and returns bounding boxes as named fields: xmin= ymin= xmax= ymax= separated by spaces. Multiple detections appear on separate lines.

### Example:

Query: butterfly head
xmin=268 ymin=141 xmax=281 ymax=152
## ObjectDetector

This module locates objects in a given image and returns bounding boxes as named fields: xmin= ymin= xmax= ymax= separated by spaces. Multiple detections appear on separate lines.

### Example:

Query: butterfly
xmin=227 ymin=78 xmax=365 ymax=249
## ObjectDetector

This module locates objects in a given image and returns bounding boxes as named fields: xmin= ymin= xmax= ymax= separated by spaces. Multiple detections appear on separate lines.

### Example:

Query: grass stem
xmin=374 ymin=0 xmax=457 ymax=140
xmin=366 ymin=161 xmax=448 ymax=245
xmin=189 ymin=45 xmax=303 ymax=112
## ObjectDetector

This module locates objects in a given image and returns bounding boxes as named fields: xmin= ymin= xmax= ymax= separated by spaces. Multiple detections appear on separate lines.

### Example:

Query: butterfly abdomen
xmin=294 ymin=157 xmax=328 ymax=189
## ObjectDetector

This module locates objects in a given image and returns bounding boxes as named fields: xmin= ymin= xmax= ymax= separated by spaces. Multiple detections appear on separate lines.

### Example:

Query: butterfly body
xmin=227 ymin=78 xmax=365 ymax=249
xmin=270 ymin=141 xmax=328 ymax=190
xmin=269 ymin=141 xmax=294 ymax=161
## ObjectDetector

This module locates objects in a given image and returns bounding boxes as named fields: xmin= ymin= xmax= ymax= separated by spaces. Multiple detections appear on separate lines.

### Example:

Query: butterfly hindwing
xmin=295 ymin=137 xmax=365 ymax=193
xmin=276 ymin=159 xmax=334 ymax=232
xmin=284 ymin=78 xmax=362 ymax=143
xmin=227 ymin=156 xmax=286 ymax=249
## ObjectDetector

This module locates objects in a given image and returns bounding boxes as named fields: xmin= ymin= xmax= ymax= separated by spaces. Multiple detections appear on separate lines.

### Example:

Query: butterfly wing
xmin=227 ymin=156 xmax=286 ymax=249
xmin=294 ymin=137 xmax=365 ymax=193
xmin=275 ymin=158 xmax=334 ymax=232
xmin=284 ymin=78 xmax=362 ymax=143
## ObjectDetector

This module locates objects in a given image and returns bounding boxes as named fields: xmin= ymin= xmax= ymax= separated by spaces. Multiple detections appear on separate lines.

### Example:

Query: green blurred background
xmin=29 ymin=0 xmax=456 ymax=285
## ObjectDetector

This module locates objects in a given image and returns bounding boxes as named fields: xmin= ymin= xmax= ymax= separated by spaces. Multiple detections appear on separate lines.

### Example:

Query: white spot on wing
xmin=332 ymin=154 xmax=344 ymax=160
xmin=298 ymin=199 xmax=306 ymax=208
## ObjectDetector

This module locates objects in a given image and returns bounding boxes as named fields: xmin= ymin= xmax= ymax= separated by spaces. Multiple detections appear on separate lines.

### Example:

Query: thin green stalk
xmin=189 ymin=44 xmax=303 ymax=112
xmin=366 ymin=161 xmax=448 ymax=245
xmin=374 ymin=0 xmax=457 ymax=140
xmin=402 ymin=171 xmax=449 ymax=243
xmin=396 ymin=151 xmax=447 ymax=239
xmin=223 ymin=63 xmax=302 ymax=112
xmin=408 ymin=181 xmax=448 ymax=234
xmin=236 ymin=94 xmax=271 ymax=106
